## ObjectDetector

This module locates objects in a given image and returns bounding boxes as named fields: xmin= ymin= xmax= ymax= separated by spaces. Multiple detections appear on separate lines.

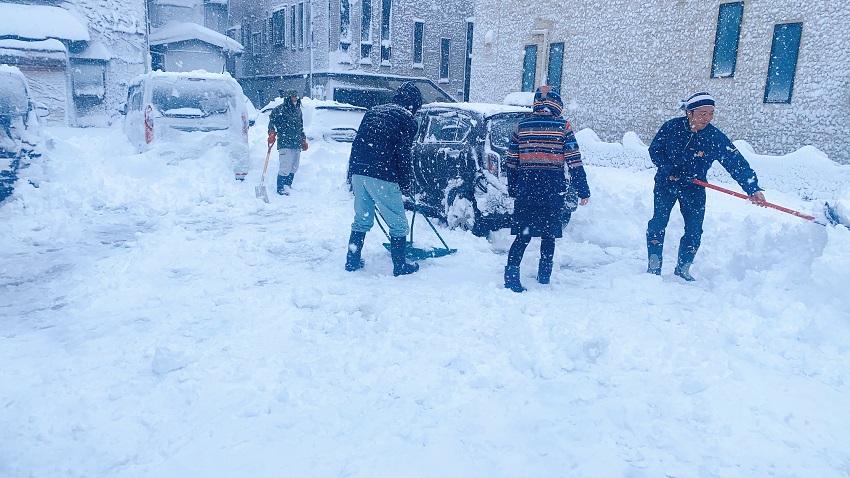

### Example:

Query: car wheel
xmin=445 ymin=187 xmax=477 ymax=232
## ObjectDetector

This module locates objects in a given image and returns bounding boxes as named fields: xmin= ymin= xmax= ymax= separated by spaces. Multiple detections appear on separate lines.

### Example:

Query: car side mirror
xmin=32 ymin=102 xmax=50 ymax=118
xmin=118 ymin=102 xmax=127 ymax=115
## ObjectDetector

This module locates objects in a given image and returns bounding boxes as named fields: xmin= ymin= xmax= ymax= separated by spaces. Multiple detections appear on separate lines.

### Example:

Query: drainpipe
xmin=308 ymin=0 xmax=314 ymax=96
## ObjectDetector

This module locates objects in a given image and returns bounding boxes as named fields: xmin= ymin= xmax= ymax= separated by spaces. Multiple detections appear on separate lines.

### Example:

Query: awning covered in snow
xmin=0 ymin=3 xmax=90 ymax=42
xmin=0 ymin=39 xmax=69 ymax=63
xmin=149 ymin=22 xmax=243 ymax=54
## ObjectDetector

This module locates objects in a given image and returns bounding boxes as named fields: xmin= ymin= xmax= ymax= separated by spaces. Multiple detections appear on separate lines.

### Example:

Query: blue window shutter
xmin=764 ymin=22 xmax=803 ymax=104
xmin=547 ymin=42 xmax=564 ymax=94
xmin=711 ymin=2 xmax=744 ymax=78
xmin=522 ymin=45 xmax=537 ymax=92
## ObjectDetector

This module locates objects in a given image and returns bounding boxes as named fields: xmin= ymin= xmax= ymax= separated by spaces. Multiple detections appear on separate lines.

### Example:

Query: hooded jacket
xmin=268 ymin=98 xmax=305 ymax=149
xmin=347 ymin=82 xmax=422 ymax=189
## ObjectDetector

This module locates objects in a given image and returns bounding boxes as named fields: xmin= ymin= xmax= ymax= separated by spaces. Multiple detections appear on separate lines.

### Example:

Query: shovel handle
xmin=260 ymin=142 xmax=273 ymax=183
xmin=693 ymin=179 xmax=818 ymax=222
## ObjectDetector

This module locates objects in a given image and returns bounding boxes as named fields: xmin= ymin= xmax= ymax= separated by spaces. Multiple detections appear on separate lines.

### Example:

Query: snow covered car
xmin=410 ymin=102 xmax=579 ymax=236
xmin=121 ymin=71 xmax=250 ymax=180
xmin=1 ymin=64 xmax=48 ymax=200
xmin=261 ymin=97 xmax=366 ymax=143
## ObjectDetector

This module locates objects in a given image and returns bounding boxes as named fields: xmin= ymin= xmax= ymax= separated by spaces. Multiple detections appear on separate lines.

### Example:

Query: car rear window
xmin=0 ymin=74 xmax=29 ymax=116
xmin=151 ymin=79 xmax=236 ymax=117
xmin=488 ymin=113 xmax=527 ymax=150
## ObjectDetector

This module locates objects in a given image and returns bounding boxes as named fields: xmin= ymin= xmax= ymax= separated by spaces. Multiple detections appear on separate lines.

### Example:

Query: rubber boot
xmin=537 ymin=259 xmax=553 ymax=284
xmin=504 ymin=265 xmax=526 ymax=293
xmin=390 ymin=236 xmax=419 ymax=276
xmin=674 ymin=262 xmax=695 ymax=281
xmin=646 ymin=233 xmax=664 ymax=275
xmin=345 ymin=230 xmax=366 ymax=272
xmin=277 ymin=175 xmax=288 ymax=195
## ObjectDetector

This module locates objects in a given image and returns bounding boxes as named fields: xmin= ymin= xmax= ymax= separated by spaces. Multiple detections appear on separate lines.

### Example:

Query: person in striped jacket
xmin=503 ymin=85 xmax=591 ymax=292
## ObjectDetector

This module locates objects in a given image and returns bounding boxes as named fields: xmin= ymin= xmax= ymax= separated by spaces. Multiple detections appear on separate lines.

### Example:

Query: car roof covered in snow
xmin=260 ymin=97 xmax=366 ymax=114
xmin=128 ymin=70 xmax=242 ymax=88
xmin=421 ymin=102 xmax=531 ymax=118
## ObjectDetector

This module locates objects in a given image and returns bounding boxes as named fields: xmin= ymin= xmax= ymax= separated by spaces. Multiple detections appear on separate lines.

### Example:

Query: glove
xmin=301 ymin=138 xmax=308 ymax=151
xmin=267 ymin=131 xmax=276 ymax=144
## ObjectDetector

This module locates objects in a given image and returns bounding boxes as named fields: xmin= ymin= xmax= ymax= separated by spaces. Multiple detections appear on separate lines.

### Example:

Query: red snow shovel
xmin=693 ymin=179 xmax=827 ymax=226
xmin=255 ymin=142 xmax=273 ymax=203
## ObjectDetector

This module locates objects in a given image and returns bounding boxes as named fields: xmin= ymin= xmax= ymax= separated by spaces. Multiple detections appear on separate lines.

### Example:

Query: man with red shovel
xmin=646 ymin=92 xmax=766 ymax=281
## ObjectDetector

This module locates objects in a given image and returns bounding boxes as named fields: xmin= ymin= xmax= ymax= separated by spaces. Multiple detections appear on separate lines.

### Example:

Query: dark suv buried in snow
xmin=408 ymin=102 xmax=579 ymax=236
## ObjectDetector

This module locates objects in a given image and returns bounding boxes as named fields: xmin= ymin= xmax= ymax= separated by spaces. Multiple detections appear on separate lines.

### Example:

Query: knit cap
xmin=532 ymin=85 xmax=564 ymax=116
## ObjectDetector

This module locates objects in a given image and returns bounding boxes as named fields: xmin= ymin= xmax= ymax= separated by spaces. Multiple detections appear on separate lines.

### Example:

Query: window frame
xmin=764 ymin=22 xmax=803 ymax=104
xmin=521 ymin=44 xmax=538 ymax=92
xmin=272 ymin=8 xmax=287 ymax=47
xmin=439 ymin=37 xmax=451 ymax=82
xmin=546 ymin=42 xmax=564 ymax=94
xmin=710 ymin=1 xmax=745 ymax=78
xmin=290 ymin=5 xmax=297 ymax=49
xmin=412 ymin=21 xmax=424 ymax=68
xmin=360 ymin=0 xmax=373 ymax=61
xmin=380 ymin=0 xmax=392 ymax=64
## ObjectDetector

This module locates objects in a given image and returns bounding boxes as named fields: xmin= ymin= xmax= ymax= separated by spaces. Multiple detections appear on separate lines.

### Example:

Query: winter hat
xmin=532 ymin=85 xmax=563 ymax=116
xmin=285 ymin=89 xmax=300 ymax=98
xmin=680 ymin=92 xmax=715 ymax=111
xmin=393 ymin=82 xmax=423 ymax=114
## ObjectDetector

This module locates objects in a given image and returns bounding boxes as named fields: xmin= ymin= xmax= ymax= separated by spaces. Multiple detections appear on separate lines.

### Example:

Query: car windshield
xmin=151 ymin=78 xmax=236 ymax=117
xmin=488 ymin=113 xmax=528 ymax=150
xmin=0 ymin=73 xmax=29 ymax=116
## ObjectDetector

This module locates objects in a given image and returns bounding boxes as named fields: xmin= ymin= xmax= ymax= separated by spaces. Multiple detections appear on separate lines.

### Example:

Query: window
xmin=306 ymin=3 xmax=311 ymax=48
xmin=361 ymin=0 xmax=372 ymax=60
xmin=764 ymin=22 xmax=803 ymax=104
xmin=298 ymin=2 xmax=304 ymax=48
xmin=340 ymin=0 xmax=351 ymax=52
xmin=252 ymin=32 xmax=261 ymax=55
xmin=380 ymin=0 xmax=391 ymax=63
xmin=413 ymin=21 xmax=424 ymax=67
xmin=272 ymin=9 xmax=286 ymax=46
xmin=71 ymin=61 xmax=105 ymax=98
xmin=423 ymin=112 xmax=472 ymax=143
xmin=204 ymin=2 xmax=227 ymax=33
xmin=546 ymin=42 xmax=564 ymax=94
xmin=440 ymin=38 xmax=450 ymax=81
xmin=289 ymin=6 xmax=296 ymax=48
xmin=521 ymin=45 xmax=537 ymax=92
xmin=711 ymin=2 xmax=744 ymax=78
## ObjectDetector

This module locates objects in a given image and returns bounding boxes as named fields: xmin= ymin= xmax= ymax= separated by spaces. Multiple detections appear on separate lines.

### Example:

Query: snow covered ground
xmin=1 ymin=109 xmax=849 ymax=477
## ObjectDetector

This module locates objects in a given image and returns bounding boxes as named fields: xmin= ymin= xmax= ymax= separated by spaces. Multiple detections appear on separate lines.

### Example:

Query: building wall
xmin=471 ymin=0 xmax=850 ymax=164
xmin=228 ymin=0 xmax=471 ymax=105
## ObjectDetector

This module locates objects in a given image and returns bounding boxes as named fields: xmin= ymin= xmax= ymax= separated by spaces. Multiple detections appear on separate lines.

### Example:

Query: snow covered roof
xmin=149 ymin=22 xmax=243 ymax=54
xmin=503 ymin=92 xmax=535 ymax=107
xmin=0 ymin=3 xmax=90 ymax=42
xmin=0 ymin=38 xmax=68 ymax=62
xmin=423 ymin=101 xmax=531 ymax=117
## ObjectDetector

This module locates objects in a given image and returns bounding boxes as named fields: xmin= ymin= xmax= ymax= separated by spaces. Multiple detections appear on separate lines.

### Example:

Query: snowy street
xmin=1 ymin=121 xmax=849 ymax=477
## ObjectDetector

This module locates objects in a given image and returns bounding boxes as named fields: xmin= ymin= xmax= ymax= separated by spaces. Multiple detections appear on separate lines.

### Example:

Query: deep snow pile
xmin=1 ymin=111 xmax=849 ymax=477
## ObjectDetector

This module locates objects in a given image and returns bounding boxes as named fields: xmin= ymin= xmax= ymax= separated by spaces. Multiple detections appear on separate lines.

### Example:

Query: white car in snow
xmin=1 ymin=64 xmax=49 ymax=200
xmin=121 ymin=70 xmax=251 ymax=180
xmin=260 ymin=97 xmax=366 ymax=143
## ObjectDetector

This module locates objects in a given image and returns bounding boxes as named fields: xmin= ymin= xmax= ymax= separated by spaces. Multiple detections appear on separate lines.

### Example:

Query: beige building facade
xmin=470 ymin=0 xmax=850 ymax=164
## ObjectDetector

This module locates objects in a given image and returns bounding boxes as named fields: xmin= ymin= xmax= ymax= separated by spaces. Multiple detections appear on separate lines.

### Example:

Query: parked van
xmin=1 ymin=64 xmax=49 ymax=201
xmin=122 ymin=71 xmax=250 ymax=180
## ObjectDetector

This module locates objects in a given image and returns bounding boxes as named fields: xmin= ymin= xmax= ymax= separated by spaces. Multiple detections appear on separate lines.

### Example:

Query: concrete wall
xmin=471 ymin=0 xmax=850 ymax=164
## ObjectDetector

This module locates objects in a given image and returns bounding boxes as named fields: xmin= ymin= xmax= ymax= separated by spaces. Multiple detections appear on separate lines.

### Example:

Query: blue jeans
xmin=350 ymin=174 xmax=409 ymax=238
xmin=646 ymin=180 xmax=706 ymax=264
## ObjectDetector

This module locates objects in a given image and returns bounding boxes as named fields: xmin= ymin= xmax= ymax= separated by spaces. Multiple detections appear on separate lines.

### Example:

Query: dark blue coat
xmin=649 ymin=117 xmax=762 ymax=195
xmin=347 ymin=103 xmax=417 ymax=190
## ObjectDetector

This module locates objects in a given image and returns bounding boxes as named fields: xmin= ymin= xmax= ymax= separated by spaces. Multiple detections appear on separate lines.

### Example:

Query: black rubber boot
xmin=674 ymin=262 xmax=695 ymax=281
xmin=390 ymin=236 xmax=419 ymax=276
xmin=646 ymin=232 xmax=664 ymax=275
xmin=537 ymin=260 xmax=553 ymax=284
xmin=277 ymin=175 xmax=287 ymax=195
xmin=504 ymin=265 xmax=526 ymax=293
xmin=345 ymin=230 xmax=366 ymax=272
xmin=287 ymin=173 xmax=295 ymax=187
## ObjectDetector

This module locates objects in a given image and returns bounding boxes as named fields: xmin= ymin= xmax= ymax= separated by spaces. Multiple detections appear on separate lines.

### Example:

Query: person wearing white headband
xmin=645 ymin=92 xmax=766 ymax=281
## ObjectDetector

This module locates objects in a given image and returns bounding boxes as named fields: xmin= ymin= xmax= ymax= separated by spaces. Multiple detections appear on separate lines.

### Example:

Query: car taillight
xmin=241 ymin=113 xmax=249 ymax=141
xmin=487 ymin=153 xmax=500 ymax=177
xmin=144 ymin=105 xmax=154 ymax=144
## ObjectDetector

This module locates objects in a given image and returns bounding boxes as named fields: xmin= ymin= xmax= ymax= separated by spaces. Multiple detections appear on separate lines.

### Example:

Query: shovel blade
xmin=381 ymin=242 xmax=457 ymax=261
xmin=255 ymin=184 xmax=269 ymax=203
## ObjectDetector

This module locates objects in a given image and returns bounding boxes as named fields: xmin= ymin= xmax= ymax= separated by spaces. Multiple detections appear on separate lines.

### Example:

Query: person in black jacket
xmin=647 ymin=92 xmax=766 ymax=281
xmin=267 ymin=90 xmax=308 ymax=195
xmin=344 ymin=82 xmax=423 ymax=276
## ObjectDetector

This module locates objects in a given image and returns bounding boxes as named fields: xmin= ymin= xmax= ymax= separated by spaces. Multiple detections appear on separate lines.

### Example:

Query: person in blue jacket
xmin=344 ymin=82 xmax=422 ymax=276
xmin=503 ymin=85 xmax=591 ymax=292
xmin=646 ymin=92 xmax=766 ymax=281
